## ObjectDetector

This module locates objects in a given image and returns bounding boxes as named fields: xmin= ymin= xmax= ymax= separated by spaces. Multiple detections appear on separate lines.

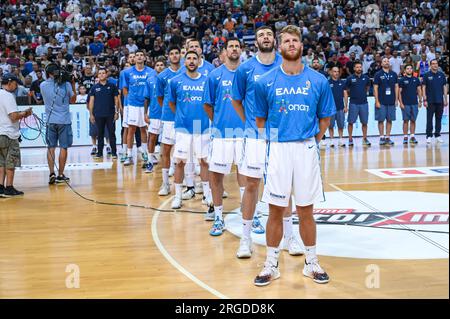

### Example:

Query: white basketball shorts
xmin=238 ymin=137 xmax=267 ymax=179
xmin=122 ymin=105 xmax=129 ymax=128
xmin=148 ymin=118 xmax=162 ymax=135
xmin=161 ymin=121 xmax=175 ymax=145
xmin=174 ymin=132 xmax=210 ymax=162
xmin=127 ymin=105 xmax=147 ymax=128
xmin=208 ymin=137 xmax=244 ymax=175
xmin=262 ymin=138 xmax=325 ymax=207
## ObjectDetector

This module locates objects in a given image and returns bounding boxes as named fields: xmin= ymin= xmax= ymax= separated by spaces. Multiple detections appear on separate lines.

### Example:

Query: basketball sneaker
xmin=286 ymin=236 xmax=303 ymax=256
xmin=252 ymin=215 xmax=265 ymax=234
xmin=124 ymin=157 xmax=133 ymax=166
xmin=385 ymin=138 xmax=394 ymax=146
xmin=171 ymin=196 xmax=182 ymax=209
xmin=303 ymin=259 xmax=330 ymax=284
xmin=48 ymin=173 xmax=56 ymax=185
xmin=158 ymin=183 xmax=171 ymax=196
xmin=3 ymin=186 xmax=24 ymax=197
xmin=362 ymin=138 xmax=371 ymax=146
xmin=410 ymin=136 xmax=418 ymax=144
xmin=236 ymin=237 xmax=253 ymax=259
xmin=403 ymin=137 xmax=408 ymax=144
xmin=90 ymin=147 xmax=97 ymax=155
xmin=151 ymin=154 xmax=159 ymax=165
xmin=195 ymin=182 xmax=203 ymax=194
xmin=0 ymin=184 xmax=4 ymax=197
xmin=436 ymin=137 xmax=444 ymax=143
xmin=182 ymin=187 xmax=195 ymax=200
xmin=209 ymin=217 xmax=225 ymax=236
xmin=426 ymin=137 xmax=432 ymax=144
xmin=379 ymin=137 xmax=386 ymax=146
xmin=120 ymin=153 xmax=127 ymax=163
xmin=338 ymin=140 xmax=346 ymax=147
xmin=144 ymin=162 xmax=154 ymax=173
xmin=106 ymin=146 xmax=112 ymax=155
xmin=348 ymin=139 xmax=354 ymax=147
xmin=201 ymin=195 xmax=212 ymax=206
xmin=141 ymin=151 xmax=149 ymax=163
xmin=56 ymin=175 xmax=70 ymax=184
xmin=204 ymin=204 xmax=215 ymax=221
xmin=254 ymin=262 xmax=280 ymax=287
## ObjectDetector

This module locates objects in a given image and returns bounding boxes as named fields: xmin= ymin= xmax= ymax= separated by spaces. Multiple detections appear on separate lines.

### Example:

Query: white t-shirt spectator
xmin=76 ymin=94 xmax=88 ymax=104
xmin=427 ymin=51 xmax=436 ymax=61
xmin=0 ymin=63 xmax=11 ymax=73
xmin=178 ymin=9 xmax=189 ymax=24
xmin=126 ymin=43 xmax=138 ymax=53
xmin=389 ymin=56 xmax=403 ymax=74
xmin=411 ymin=33 xmax=424 ymax=43
xmin=349 ymin=44 xmax=363 ymax=57
xmin=0 ymin=89 xmax=20 ymax=139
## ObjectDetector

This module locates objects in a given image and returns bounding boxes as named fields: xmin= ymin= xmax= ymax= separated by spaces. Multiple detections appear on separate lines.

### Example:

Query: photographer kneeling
xmin=0 ymin=74 xmax=33 ymax=197
xmin=40 ymin=64 xmax=77 ymax=184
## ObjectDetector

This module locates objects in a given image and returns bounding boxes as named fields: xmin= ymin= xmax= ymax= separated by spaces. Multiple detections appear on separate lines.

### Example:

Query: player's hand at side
xmin=399 ymin=103 xmax=405 ymax=110
xmin=89 ymin=114 xmax=95 ymax=124
xmin=144 ymin=114 xmax=150 ymax=124
xmin=375 ymin=100 xmax=381 ymax=108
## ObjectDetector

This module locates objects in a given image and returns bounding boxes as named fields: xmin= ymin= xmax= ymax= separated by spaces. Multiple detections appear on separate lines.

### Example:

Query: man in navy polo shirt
xmin=328 ymin=66 xmax=348 ymax=147
xmin=373 ymin=57 xmax=399 ymax=146
xmin=398 ymin=63 xmax=423 ymax=145
xmin=88 ymin=68 xmax=121 ymax=158
xmin=344 ymin=61 xmax=371 ymax=147
xmin=422 ymin=59 xmax=448 ymax=144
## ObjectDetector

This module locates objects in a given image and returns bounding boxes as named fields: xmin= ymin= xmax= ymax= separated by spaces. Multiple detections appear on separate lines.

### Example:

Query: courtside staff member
xmin=422 ymin=59 xmax=448 ymax=144
xmin=88 ymin=67 xmax=120 ymax=158
xmin=0 ymin=74 xmax=32 ymax=197
xmin=41 ymin=64 xmax=77 ymax=184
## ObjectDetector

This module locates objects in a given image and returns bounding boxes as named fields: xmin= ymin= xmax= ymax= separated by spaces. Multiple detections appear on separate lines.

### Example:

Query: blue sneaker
xmin=209 ymin=217 xmax=225 ymax=236
xmin=379 ymin=138 xmax=386 ymax=146
xmin=144 ymin=161 xmax=154 ymax=173
xmin=120 ymin=153 xmax=127 ymax=163
xmin=348 ymin=139 xmax=354 ymax=147
xmin=252 ymin=215 xmax=265 ymax=234
xmin=385 ymin=138 xmax=394 ymax=146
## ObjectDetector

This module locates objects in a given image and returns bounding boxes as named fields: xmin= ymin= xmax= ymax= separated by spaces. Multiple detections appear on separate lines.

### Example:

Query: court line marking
xmin=331 ymin=178 xmax=449 ymax=185
xmin=328 ymin=183 xmax=449 ymax=254
xmin=151 ymin=196 xmax=229 ymax=299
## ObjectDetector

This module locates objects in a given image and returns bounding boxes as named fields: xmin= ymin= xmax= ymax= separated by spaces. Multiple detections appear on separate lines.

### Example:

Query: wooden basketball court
xmin=1 ymin=134 xmax=448 ymax=299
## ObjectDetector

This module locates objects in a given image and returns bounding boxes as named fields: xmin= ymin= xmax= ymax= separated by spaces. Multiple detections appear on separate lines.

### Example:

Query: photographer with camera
xmin=0 ymin=74 xmax=33 ymax=197
xmin=40 ymin=63 xmax=77 ymax=185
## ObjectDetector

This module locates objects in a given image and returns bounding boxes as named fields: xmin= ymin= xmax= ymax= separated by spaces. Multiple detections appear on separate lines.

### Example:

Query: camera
xmin=46 ymin=63 xmax=75 ymax=85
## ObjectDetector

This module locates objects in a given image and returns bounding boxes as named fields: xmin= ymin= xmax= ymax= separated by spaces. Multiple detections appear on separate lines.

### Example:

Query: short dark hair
xmin=167 ymin=45 xmax=181 ymax=54
xmin=404 ymin=63 xmax=413 ymax=69
xmin=354 ymin=60 xmax=363 ymax=67
xmin=135 ymin=49 xmax=145 ymax=55
xmin=225 ymin=37 xmax=242 ymax=48
xmin=256 ymin=25 xmax=274 ymax=35
xmin=185 ymin=50 xmax=199 ymax=58
xmin=155 ymin=56 xmax=166 ymax=64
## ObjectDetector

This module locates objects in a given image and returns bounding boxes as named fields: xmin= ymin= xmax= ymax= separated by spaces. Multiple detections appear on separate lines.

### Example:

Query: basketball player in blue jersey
xmin=157 ymin=46 xmax=182 ymax=196
xmin=327 ymin=66 xmax=348 ymax=147
xmin=121 ymin=50 xmax=156 ymax=166
xmin=203 ymin=38 xmax=246 ymax=236
xmin=143 ymin=57 xmax=166 ymax=173
xmin=168 ymin=51 xmax=212 ymax=209
xmin=232 ymin=25 xmax=303 ymax=257
xmin=254 ymin=25 xmax=335 ymax=286
xmin=119 ymin=53 xmax=134 ymax=162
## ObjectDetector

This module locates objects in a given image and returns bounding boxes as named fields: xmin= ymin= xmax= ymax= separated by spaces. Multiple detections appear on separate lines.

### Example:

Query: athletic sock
xmin=305 ymin=245 xmax=317 ymax=264
xmin=175 ymin=183 xmax=182 ymax=199
xmin=162 ymin=168 xmax=169 ymax=185
xmin=202 ymin=181 xmax=212 ymax=202
xmin=141 ymin=143 xmax=147 ymax=153
xmin=266 ymin=246 xmax=280 ymax=267
xmin=242 ymin=219 xmax=252 ymax=239
xmin=239 ymin=187 xmax=245 ymax=202
xmin=283 ymin=216 xmax=293 ymax=240
xmin=214 ymin=205 xmax=223 ymax=221
xmin=127 ymin=148 xmax=132 ymax=157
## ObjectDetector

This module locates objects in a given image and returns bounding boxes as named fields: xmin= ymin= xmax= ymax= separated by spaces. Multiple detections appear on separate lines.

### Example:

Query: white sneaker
xmin=124 ymin=157 xmax=133 ymax=166
xmin=194 ymin=182 xmax=203 ymax=194
xmin=319 ymin=140 xmax=327 ymax=148
xmin=169 ymin=165 xmax=175 ymax=177
xmin=182 ymin=188 xmax=195 ymax=200
xmin=286 ymin=236 xmax=304 ymax=256
xmin=171 ymin=196 xmax=182 ymax=209
xmin=426 ymin=137 xmax=432 ymax=144
xmin=338 ymin=140 xmax=346 ymax=147
xmin=236 ymin=237 xmax=253 ymax=259
xmin=254 ymin=262 xmax=280 ymax=286
xmin=204 ymin=204 xmax=215 ymax=221
xmin=303 ymin=259 xmax=330 ymax=284
xmin=151 ymin=154 xmax=159 ymax=164
xmin=436 ymin=137 xmax=444 ymax=143
xmin=158 ymin=183 xmax=171 ymax=196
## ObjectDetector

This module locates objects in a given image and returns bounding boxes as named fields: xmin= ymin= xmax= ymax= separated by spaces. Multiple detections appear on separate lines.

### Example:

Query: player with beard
xmin=143 ymin=57 xmax=166 ymax=173
xmin=168 ymin=51 xmax=211 ymax=209
xmin=203 ymin=38 xmax=246 ymax=235
xmin=121 ymin=50 xmax=156 ymax=166
xmin=253 ymin=25 xmax=335 ymax=286
xmin=157 ymin=46 xmax=182 ymax=196
xmin=232 ymin=26 xmax=303 ymax=258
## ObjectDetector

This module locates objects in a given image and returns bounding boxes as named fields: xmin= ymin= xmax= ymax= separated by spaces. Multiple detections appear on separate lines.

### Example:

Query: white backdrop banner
xmin=18 ymin=98 xmax=448 ymax=148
